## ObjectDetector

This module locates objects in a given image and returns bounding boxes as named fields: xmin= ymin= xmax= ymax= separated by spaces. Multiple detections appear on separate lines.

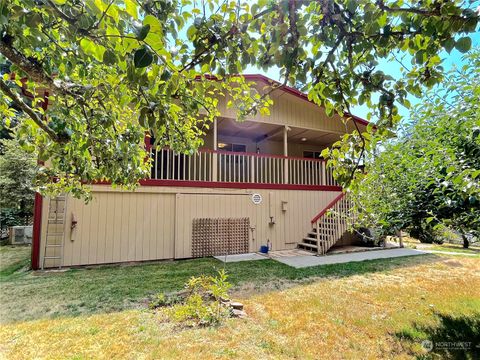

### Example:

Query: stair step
xmin=298 ymin=242 xmax=318 ymax=250
xmin=307 ymin=232 xmax=330 ymax=240
xmin=302 ymin=238 xmax=318 ymax=245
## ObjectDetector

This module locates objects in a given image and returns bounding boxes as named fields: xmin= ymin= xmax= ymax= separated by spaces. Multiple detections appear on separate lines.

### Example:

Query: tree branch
xmin=0 ymin=36 xmax=89 ymax=100
xmin=376 ymin=0 xmax=466 ymax=20
xmin=0 ymin=79 xmax=63 ymax=143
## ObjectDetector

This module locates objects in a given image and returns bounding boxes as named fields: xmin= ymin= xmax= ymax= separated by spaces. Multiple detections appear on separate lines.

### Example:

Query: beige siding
xmin=39 ymin=186 xmax=341 ymax=267
xmin=58 ymin=191 xmax=175 ymax=266
xmin=217 ymin=90 xmax=363 ymax=134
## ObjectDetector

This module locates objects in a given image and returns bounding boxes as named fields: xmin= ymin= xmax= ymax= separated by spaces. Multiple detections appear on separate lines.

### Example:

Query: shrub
xmin=152 ymin=269 xmax=233 ymax=327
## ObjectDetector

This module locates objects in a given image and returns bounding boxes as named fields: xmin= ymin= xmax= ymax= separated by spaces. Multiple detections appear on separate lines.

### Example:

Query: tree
xmin=0 ymin=0 xmax=478 ymax=198
xmin=0 ymin=138 xmax=37 ymax=229
xmin=353 ymin=50 xmax=480 ymax=245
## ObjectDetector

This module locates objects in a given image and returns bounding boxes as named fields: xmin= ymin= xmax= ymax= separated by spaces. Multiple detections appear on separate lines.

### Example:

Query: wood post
xmin=283 ymin=126 xmax=289 ymax=184
xmin=212 ymin=118 xmax=218 ymax=182
xmin=396 ymin=230 xmax=404 ymax=248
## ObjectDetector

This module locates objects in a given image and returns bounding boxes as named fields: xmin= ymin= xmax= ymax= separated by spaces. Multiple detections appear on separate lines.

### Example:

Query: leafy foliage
xmin=353 ymin=50 xmax=480 ymax=242
xmin=0 ymin=0 xmax=478 ymax=197
xmin=166 ymin=269 xmax=232 ymax=327
xmin=0 ymin=138 xmax=36 ymax=228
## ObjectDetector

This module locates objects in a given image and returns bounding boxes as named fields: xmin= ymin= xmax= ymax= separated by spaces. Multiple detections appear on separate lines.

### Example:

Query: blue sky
xmin=245 ymin=31 xmax=480 ymax=123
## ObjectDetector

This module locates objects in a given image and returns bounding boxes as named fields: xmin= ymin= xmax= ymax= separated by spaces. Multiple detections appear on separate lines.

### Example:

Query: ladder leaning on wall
xmin=42 ymin=195 xmax=67 ymax=269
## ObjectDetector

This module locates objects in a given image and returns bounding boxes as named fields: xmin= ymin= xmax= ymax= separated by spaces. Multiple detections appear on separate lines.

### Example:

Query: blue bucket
xmin=260 ymin=245 xmax=269 ymax=254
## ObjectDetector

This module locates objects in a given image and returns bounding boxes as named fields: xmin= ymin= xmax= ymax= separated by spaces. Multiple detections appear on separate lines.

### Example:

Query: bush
xmin=152 ymin=269 xmax=233 ymax=327
xmin=353 ymin=227 xmax=384 ymax=247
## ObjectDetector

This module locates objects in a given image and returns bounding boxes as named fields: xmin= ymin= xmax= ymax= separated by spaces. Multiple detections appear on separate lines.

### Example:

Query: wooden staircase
xmin=298 ymin=193 xmax=352 ymax=255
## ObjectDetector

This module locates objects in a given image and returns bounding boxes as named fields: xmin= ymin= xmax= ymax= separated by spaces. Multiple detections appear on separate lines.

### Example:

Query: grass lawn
xmin=401 ymin=236 xmax=480 ymax=256
xmin=0 ymin=246 xmax=479 ymax=359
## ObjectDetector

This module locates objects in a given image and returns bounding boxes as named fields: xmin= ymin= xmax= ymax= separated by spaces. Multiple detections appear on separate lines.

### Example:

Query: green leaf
xmin=103 ymin=49 xmax=117 ymax=65
xmin=125 ymin=0 xmax=138 ymax=19
xmin=415 ymin=50 xmax=425 ymax=64
xmin=79 ymin=38 xmax=105 ymax=62
xmin=135 ymin=24 xmax=150 ymax=41
xmin=143 ymin=15 xmax=162 ymax=34
xmin=443 ymin=38 xmax=455 ymax=53
xmin=455 ymin=37 xmax=472 ymax=53
xmin=139 ymin=107 xmax=149 ymax=127
xmin=187 ymin=25 xmax=197 ymax=40
xmin=134 ymin=47 xmax=153 ymax=68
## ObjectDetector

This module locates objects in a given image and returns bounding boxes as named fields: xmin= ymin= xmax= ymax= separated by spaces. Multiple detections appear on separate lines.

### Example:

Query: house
xmin=32 ymin=74 xmax=368 ymax=269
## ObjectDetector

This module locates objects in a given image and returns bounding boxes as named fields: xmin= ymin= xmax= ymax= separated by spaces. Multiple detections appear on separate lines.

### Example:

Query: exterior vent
xmin=10 ymin=226 xmax=33 ymax=245
xmin=251 ymin=193 xmax=262 ymax=205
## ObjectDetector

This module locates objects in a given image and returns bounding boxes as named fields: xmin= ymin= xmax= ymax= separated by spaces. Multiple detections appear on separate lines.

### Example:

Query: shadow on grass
xmin=1 ymin=252 xmax=443 ymax=324
xmin=396 ymin=312 xmax=480 ymax=359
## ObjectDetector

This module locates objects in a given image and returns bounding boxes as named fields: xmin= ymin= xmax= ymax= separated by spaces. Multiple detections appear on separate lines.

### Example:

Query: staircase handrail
xmin=311 ymin=193 xmax=345 ymax=224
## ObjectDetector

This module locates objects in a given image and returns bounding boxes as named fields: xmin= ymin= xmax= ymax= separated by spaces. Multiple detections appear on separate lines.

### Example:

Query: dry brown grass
xmin=1 ymin=256 xmax=479 ymax=359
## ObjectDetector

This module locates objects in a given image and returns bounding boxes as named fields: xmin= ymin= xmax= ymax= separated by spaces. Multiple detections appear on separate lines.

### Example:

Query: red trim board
xmin=139 ymin=179 xmax=342 ymax=191
xmin=31 ymin=192 xmax=43 ymax=270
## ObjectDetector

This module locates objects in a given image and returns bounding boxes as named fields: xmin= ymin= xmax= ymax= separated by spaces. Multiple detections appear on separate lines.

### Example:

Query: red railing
xmin=311 ymin=193 xmax=345 ymax=223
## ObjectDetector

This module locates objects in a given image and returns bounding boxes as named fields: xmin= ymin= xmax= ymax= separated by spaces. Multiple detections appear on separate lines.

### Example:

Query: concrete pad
xmin=214 ymin=253 xmax=268 ymax=263
xmin=273 ymin=248 xmax=427 ymax=268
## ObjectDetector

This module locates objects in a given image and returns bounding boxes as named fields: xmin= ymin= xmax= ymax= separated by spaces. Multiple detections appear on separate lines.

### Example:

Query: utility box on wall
xmin=10 ymin=226 xmax=33 ymax=245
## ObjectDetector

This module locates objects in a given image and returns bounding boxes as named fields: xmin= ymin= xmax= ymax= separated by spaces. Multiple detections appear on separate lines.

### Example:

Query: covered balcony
xmin=148 ymin=118 xmax=345 ymax=189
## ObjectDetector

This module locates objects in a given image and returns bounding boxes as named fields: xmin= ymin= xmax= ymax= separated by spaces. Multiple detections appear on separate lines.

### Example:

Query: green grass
xmin=1 ymin=246 xmax=479 ymax=359
xmin=0 ymin=245 xmax=31 ymax=277
xmin=396 ymin=312 xmax=480 ymax=359
xmin=427 ymin=244 xmax=480 ymax=255
xmin=0 ymin=245 xmax=438 ymax=324
xmin=402 ymin=238 xmax=480 ymax=257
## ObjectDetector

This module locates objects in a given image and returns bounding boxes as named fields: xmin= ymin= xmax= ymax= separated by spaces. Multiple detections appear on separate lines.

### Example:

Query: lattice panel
xmin=192 ymin=218 xmax=250 ymax=257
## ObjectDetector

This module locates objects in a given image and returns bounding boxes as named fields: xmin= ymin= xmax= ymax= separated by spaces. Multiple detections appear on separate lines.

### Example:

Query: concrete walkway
xmin=214 ymin=253 xmax=268 ymax=263
xmin=272 ymin=248 xmax=427 ymax=268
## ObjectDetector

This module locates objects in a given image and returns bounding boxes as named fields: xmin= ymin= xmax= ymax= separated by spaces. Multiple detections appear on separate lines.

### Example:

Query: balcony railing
xmin=150 ymin=148 xmax=338 ymax=187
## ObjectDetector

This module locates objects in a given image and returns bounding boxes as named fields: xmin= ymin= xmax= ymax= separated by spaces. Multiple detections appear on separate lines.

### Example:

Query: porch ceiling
xmin=217 ymin=117 xmax=342 ymax=146
xmin=271 ymin=126 xmax=342 ymax=146
xmin=217 ymin=117 xmax=280 ymax=139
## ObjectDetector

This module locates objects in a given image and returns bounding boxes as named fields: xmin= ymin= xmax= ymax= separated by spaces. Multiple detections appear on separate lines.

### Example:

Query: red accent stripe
xmin=138 ymin=179 xmax=342 ymax=191
xmin=31 ymin=87 xmax=49 ymax=270
xmin=311 ymin=192 xmax=345 ymax=224
xmin=31 ymin=192 xmax=43 ymax=270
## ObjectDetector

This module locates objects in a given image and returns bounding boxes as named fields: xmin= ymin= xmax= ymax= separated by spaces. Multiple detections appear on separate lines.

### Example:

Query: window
xmin=303 ymin=151 xmax=323 ymax=159
xmin=217 ymin=142 xmax=247 ymax=152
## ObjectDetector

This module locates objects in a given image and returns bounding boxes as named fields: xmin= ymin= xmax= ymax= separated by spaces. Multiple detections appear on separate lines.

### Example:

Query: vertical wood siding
xmin=39 ymin=186 xmax=341 ymax=267
xmin=217 ymin=90 xmax=362 ymax=134
xmin=60 ymin=191 xmax=175 ymax=266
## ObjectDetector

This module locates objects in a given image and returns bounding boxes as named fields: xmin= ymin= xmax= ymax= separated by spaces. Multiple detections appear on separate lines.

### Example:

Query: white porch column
xmin=212 ymin=118 xmax=218 ymax=182
xmin=283 ymin=125 xmax=289 ymax=184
